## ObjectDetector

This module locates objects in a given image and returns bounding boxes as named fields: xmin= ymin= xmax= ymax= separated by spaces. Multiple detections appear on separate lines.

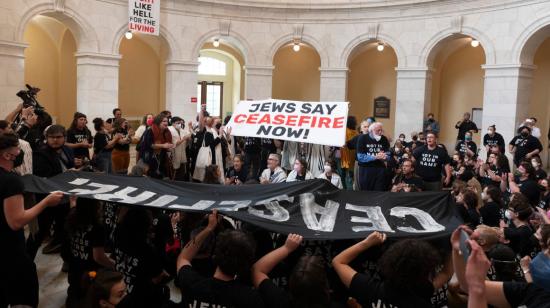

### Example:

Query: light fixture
xmin=213 ymin=38 xmax=220 ymax=48
xmin=293 ymin=42 xmax=301 ymax=52
xmin=470 ymin=39 xmax=480 ymax=47
xmin=125 ymin=30 xmax=133 ymax=40
xmin=377 ymin=42 xmax=384 ymax=52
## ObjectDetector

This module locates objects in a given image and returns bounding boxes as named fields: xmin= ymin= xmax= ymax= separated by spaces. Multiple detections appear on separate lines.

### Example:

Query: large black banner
xmin=22 ymin=172 xmax=461 ymax=240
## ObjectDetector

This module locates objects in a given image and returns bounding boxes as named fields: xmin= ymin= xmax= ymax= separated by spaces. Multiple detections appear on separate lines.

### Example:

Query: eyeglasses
xmin=47 ymin=135 xmax=65 ymax=139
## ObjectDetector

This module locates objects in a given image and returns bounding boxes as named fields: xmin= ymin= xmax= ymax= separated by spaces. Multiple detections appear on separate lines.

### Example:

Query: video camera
xmin=16 ymin=84 xmax=45 ymax=116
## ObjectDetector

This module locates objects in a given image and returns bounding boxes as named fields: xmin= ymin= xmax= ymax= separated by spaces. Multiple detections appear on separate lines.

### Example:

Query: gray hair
xmin=368 ymin=122 xmax=383 ymax=133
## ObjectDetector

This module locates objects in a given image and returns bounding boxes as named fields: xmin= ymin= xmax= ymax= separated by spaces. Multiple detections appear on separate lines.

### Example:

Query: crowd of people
xmin=1 ymin=102 xmax=550 ymax=308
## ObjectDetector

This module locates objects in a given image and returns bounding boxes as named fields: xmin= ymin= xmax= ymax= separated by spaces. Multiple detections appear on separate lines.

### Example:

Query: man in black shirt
xmin=455 ymin=131 xmax=477 ymax=158
xmin=509 ymin=126 xmax=543 ymax=167
xmin=391 ymin=158 xmax=425 ymax=192
xmin=413 ymin=132 xmax=451 ymax=191
xmin=346 ymin=122 xmax=390 ymax=191
xmin=177 ymin=210 xmax=264 ymax=308
xmin=483 ymin=125 xmax=505 ymax=154
xmin=0 ymin=132 xmax=63 ymax=307
xmin=455 ymin=112 xmax=479 ymax=141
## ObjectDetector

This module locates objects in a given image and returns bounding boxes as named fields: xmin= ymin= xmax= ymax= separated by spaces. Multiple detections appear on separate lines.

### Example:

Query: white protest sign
xmin=128 ymin=0 xmax=160 ymax=35
xmin=227 ymin=99 xmax=348 ymax=146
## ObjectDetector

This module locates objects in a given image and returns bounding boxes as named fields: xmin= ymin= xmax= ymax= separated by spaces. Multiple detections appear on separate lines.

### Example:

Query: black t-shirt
xmin=67 ymin=127 xmax=93 ymax=158
xmin=93 ymin=131 xmax=112 ymax=154
xmin=504 ymin=224 xmax=536 ymax=257
xmin=258 ymin=279 xmax=345 ymax=308
xmin=349 ymin=272 xmax=434 ymax=308
xmin=346 ymin=134 xmax=390 ymax=168
xmin=503 ymin=282 xmax=550 ymax=308
xmin=68 ymin=222 xmax=105 ymax=275
xmin=479 ymin=201 xmax=502 ymax=227
xmin=535 ymin=169 xmax=547 ymax=181
xmin=455 ymin=140 xmax=477 ymax=157
xmin=413 ymin=145 xmax=450 ymax=182
xmin=538 ymin=193 xmax=550 ymax=210
xmin=113 ymin=128 xmax=130 ymax=151
xmin=456 ymin=204 xmax=481 ymax=229
xmin=393 ymin=175 xmax=425 ymax=191
xmin=0 ymin=169 xmax=25 ymax=257
xmin=178 ymin=265 xmax=265 ymax=308
xmin=483 ymin=133 xmax=505 ymax=153
xmin=516 ymin=178 xmax=541 ymax=207
xmin=456 ymin=120 xmax=478 ymax=140
xmin=244 ymin=137 xmax=261 ymax=154
xmin=509 ymin=135 xmax=543 ymax=166
xmin=225 ymin=167 xmax=248 ymax=184
xmin=481 ymin=165 xmax=506 ymax=188
xmin=114 ymin=242 xmax=164 ymax=295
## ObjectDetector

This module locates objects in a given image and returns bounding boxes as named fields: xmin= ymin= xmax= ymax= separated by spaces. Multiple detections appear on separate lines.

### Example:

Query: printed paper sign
xmin=128 ymin=0 xmax=160 ymax=35
xmin=227 ymin=99 xmax=348 ymax=146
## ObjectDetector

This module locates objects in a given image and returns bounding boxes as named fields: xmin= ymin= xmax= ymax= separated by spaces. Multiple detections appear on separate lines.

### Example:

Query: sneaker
xmin=42 ymin=241 xmax=62 ymax=254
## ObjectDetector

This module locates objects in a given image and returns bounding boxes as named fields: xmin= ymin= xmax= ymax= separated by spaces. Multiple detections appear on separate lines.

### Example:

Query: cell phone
xmin=459 ymin=229 xmax=471 ymax=263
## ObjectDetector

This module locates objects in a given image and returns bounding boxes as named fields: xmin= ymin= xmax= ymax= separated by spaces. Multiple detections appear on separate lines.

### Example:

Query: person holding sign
xmin=346 ymin=122 xmax=390 ymax=191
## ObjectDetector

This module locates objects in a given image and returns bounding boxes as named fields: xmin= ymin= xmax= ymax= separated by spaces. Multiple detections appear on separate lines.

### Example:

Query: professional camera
xmin=16 ymin=84 xmax=45 ymax=115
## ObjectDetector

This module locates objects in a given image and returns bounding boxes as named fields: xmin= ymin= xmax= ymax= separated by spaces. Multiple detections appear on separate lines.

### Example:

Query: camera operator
xmin=391 ymin=158 xmax=425 ymax=192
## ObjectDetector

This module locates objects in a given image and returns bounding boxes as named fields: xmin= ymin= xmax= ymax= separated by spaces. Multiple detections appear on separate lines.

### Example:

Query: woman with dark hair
xmin=508 ymin=161 xmax=541 ymax=207
xmin=479 ymin=152 xmax=508 ymax=191
xmin=111 ymin=118 xmax=133 ymax=174
xmin=539 ymin=178 xmax=550 ymax=211
xmin=480 ymin=185 xmax=504 ymax=227
xmin=203 ymin=164 xmax=222 ymax=184
xmin=500 ymin=193 xmax=536 ymax=257
xmin=80 ymin=269 xmax=128 ymax=308
xmin=139 ymin=114 xmax=175 ymax=179
xmin=114 ymin=208 xmax=169 ymax=307
xmin=531 ymin=156 xmax=547 ymax=181
xmin=66 ymin=112 xmax=93 ymax=160
xmin=286 ymin=158 xmax=313 ymax=182
xmin=65 ymin=197 xmax=114 ymax=307
xmin=317 ymin=158 xmax=343 ymax=188
xmin=133 ymin=113 xmax=154 ymax=143
xmin=92 ymin=118 xmax=121 ymax=173
xmin=455 ymin=189 xmax=482 ymax=229
xmin=333 ymin=233 xmax=447 ymax=307
xmin=252 ymin=234 xmax=338 ymax=308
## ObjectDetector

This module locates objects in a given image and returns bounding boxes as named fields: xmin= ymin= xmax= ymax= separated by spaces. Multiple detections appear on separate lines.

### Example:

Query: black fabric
xmin=67 ymin=127 xmax=93 ymax=159
xmin=539 ymin=193 xmax=550 ymax=210
xmin=455 ymin=204 xmax=481 ymax=229
xmin=535 ymin=169 xmax=547 ymax=181
xmin=509 ymin=135 xmax=543 ymax=166
xmin=479 ymin=201 xmax=502 ymax=227
xmin=349 ymin=272 xmax=434 ymax=308
xmin=113 ymin=128 xmax=130 ymax=151
xmin=503 ymin=282 xmax=550 ymax=308
xmin=33 ymin=145 xmax=75 ymax=178
xmin=94 ymin=131 xmax=112 ymax=154
xmin=21 ymin=172 xmax=461 ymax=240
xmin=0 ymin=168 xmax=39 ymax=307
xmin=504 ymin=224 xmax=536 ymax=257
xmin=517 ymin=178 xmax=542 ymax=207
xmin=226 ymin=166 xmax=249 ymax=184
xmin=413 ymin=145 xmax=450 ymax=182
xmin=178 ymin=265 xmax=265 ymax=308
xmin=455 ymin=140 xmax=477 ymax=157
xmin=455 ymin=120 xmax=478 ymax=140
xmin=483 ymin=133 xmax=505 ymax=153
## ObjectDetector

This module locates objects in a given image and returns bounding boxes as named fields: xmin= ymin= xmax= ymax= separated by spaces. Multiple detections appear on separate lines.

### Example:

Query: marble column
xmin=319 ymin=67 xmax=348 ymax=102
xmin=480 ymin=64 xmax=536 ymax=160
xmin=165 ymin=60 xmax=199 ymax=121
xmin=75 ymin=52 xmax=121 ymax=120
xmin=245 ymin=65 xmax=273 ymax=100
xmin=394 ymin=67 xmax=432 ymax=140
xmin=0 ymin=40 xmax=27 ymax=116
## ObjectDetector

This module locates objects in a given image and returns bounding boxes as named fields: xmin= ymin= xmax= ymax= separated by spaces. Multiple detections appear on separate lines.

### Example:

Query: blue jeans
xmin=96 ymin=151 xmax=113 ymax=173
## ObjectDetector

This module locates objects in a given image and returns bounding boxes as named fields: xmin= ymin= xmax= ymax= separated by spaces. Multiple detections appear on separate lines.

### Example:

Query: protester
xmin=412 ymin=132 xmax=451 ymax=191
xmin=423 ymin=113 xmax=440 ymax=135
xmin=80 ymin=269 xmax=129 ymax=308
xmin=500 ymin=194 xmax=537 ymax=257
xmin=168 ymin=116 xmax=191 ymax=181
xmin=66 ymin=112 xmax=93 ymax=161
xmin=531 ymin=156 xmax=547 ymax=181
xmin=391 ymin=158 xmax=425 ymax=192
xmin=259 ymin=153 xmax=287 ymax=184
xmin=133 ymin=113 xmax=153 ymax=143
xmin=508 ymin=161 xmax=541 ymax=207
xmin=191 ymin=110 xmax=221 ymax=182
xmin=455 ymin=112 xmax=479 ymax=141
xmin=0 ymin=120 xmax=32 ymax=175
xmin=139 ymin=114 xmax=174 ymax=179
xmin=112 ymin=108 xmax=122 ymax=121
xmin=483 ymin=125 xmax=505 ymax=154
xmin=92 ymin=118 xmax=120 ymax=174
xmin=0 ymin=132 xmax=63 ymax=307
xmin=509 ymin=125 xmax=543 ymax=167
xmin=455 ymin=189 xmax=482 ymax=229
xmin=455 ymin=131 xmax=477 ymax=158
xmin=524 ymin=224 xmax=550 ymax=291
xmin=111 ymin=118 xmax=133 ymax=174
xmin=522 ymin=118 xmax=542 ymax=139
xmin=539 ymin=178 xmax=550 ymax=211
xmin=225 ymin=154 xmax=248 ymax=185
xmin=338 ymin=116 xmax=358 ymax=190
xmin=480 ymin=185 xmax=504 ymax=227
xmin=479 ymin=152 xmax=507 ymax=191
xmin=317 ymin=159 xmax=343 ymax=189
xmin=176 ymin=210 xmax=264 ymax=308
xmin=286 ymin=158 xmax=314 ymax=182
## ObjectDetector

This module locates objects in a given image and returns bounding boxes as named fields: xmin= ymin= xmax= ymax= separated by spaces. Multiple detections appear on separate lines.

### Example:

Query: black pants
xmin=26 ymin=201 xmax=69 ymax=260
xmin=0 ymin=253 xmax=39 ymax=307
xmin=244 ymin=152 xmax=261 ymax=180
xmin=357 ymin=167 xmax=386 ymax=191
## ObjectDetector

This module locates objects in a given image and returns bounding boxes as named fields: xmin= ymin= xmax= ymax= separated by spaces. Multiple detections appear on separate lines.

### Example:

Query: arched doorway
xmin=23 ymin=15 xmax=77 ymax=126
xmin=197 ymin=41 xmax=245 ymax=120
xmin=272 ymin=43 xmax=321 ymax=101
xmin=346 ymin=41 xmax=398 ymax=137
xmin=427 ymin=35 xmax=486 ymax=149
xmin=118 ymin=33 xmax=169 ymax=122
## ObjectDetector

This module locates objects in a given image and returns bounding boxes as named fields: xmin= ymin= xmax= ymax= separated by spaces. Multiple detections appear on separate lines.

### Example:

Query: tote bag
xmin=192 ymin=135 xmax=212 ymax=181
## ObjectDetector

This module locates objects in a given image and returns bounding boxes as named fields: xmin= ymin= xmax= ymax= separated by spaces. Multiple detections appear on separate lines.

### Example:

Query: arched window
xmin=198 ymin=57 xmax=226 ymax=76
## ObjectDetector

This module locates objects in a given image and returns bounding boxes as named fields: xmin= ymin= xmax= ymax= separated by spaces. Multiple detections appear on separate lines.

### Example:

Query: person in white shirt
xmin=133 ymin=113 xmax=154 ymax=143
xmin=286 ymin=158 xmax=314 ymax=182
xmin=260 ymin=153 xmax=287 ymax=184
xmin=169 ymin=117 xmax=192 ymax=181
xmin=317 ymin=159 xmax=343 ymax=189
xmin=521 ymin=118 xmax=541 ymax=139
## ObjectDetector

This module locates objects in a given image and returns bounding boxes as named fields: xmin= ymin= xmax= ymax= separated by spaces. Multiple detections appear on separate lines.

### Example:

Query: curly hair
xmin=378 ymin=239 xmax=440 ymax=290
xmin=213 ymin=230 xmax=255 ymax=277
xmin=289 ymin=256 xmax=330 ymax=308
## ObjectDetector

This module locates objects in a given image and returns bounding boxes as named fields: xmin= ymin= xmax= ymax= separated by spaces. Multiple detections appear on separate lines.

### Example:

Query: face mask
xmin=174 ymin=123 xmax=182 ymax=129
xmin=412 ymin=136 xmax=418 ymax=141
xmin=481 ymin=192 xmax=488 ymax=201
xmin=488 ymin=130 xmax=494 ymax=135
xmin=146 ymin=118 xmax=154 ymax=126
xmin=520 ymin=132 xmax=529 ymax=138
xmin=428 ymin=118 xmax=434 ymax=122
xmin=323 ymin=165 xmax=331 ymax=173
xmin=465 ymin=136 xmax=472 ymax=141
xmin=13 ymin=150 xmax=24 ymax=168
xmin=505 ymin=209 xmax=513 ymax=220
xmin=215 ymin=123 xmax=222 ymax=130
xmin=399 ymin=137 xmax=405 ymax=142
xmin=373 ymin=134 xmax=382 ymax=142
